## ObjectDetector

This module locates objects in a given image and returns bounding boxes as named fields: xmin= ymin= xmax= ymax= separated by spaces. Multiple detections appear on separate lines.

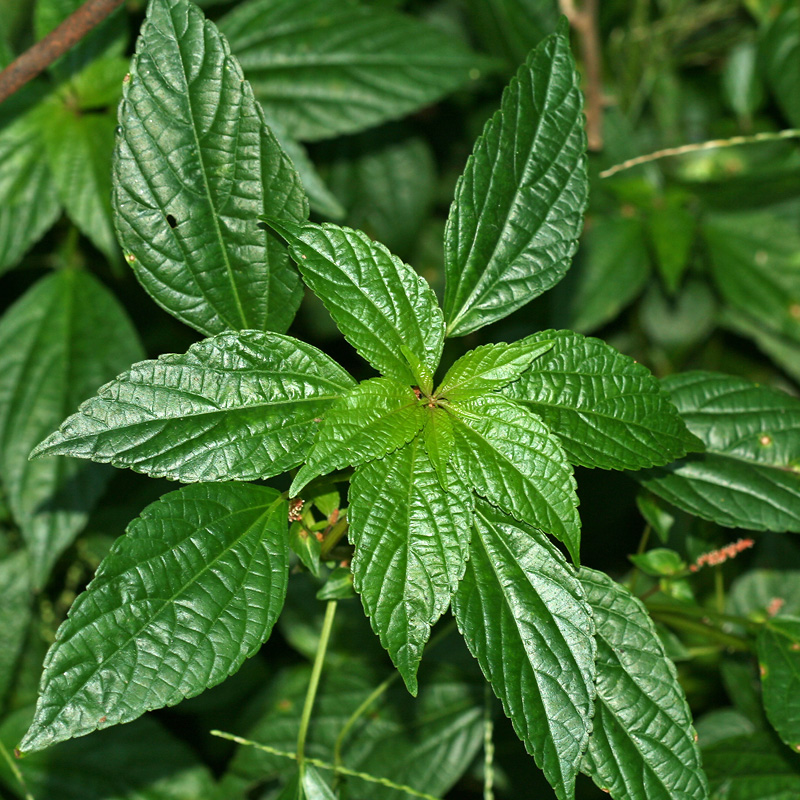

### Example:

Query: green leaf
xmin=316 ymin=565 xmax=356 ymax=601
xmin=648 ymin=203 xmax=695 ymax=293
xmin=349 ymin=437 xmax=473 ymax=694
xmin=423 ymin=407 xmax=454 ymax=490
xmin=448 ymin=394 xmax=581 ymax=563
xmin=401 ymin=344 xmax=433 ymax=395
xmin=290 ymin=378 xmax=425 ymax=495
xmin=114 ymin=0 xmax=308 ymax=337
xmin=443 ymin=28 xmax=587 ymax=337
xmin=636 ymin=493 xmax=675 ymax=544
xmin=0 ymin=99 xmax=61 ymax=276
xmin=0 ymin=271 xmax=144 ymax=588
xmin=452 ymin=505 xmax=595 ymax=800
xmin=695 ymin=708 xmax=756 ymax=749
xmin=63 ymin=56 xmax=130 ymax=110
xmin=578 ymin=568 xmax=708 ymax=800
xmin=303 ymin=764 xmax=336 ymax=799
xmin=722 ymin=40 xmax=764 ymax=121
xmin=761 ymin=2 xmax=800 ymax=127
xmin=729 ymin=570 xmax=800 ymax=619
xmin=18 ymin=482 xmax=289 ymax=752
xmin=219 ymin=0 xmax=486 ymax=141
xmin=638 ymin=371 xmax=800 ymax=533
xmin=1 ymin=708 xmax=216 ymax=800
xmin=265 ymin=218 xmax=445 ymax=384
xmin=628 ymin=548 xmax=686 ymax=577
xmin=289 ymin=521 xmax=322 ymax=577
xmin=703 ymin=732 xmax=800 ymax=800
xmin=505 ymin=329 xmax=702 ymax=471
xmin=758 ymin=618 xmax=800 ymax=751
xmin=435 ymin=338 xmax=554 ymax=402
xmin=44 ymin=106 xmax=119 ymax=263
xmin=558 ymin=215 xmax=650 ymax=334
xmin=704 ymin=214 xmax=800 ymax=348
xmin=0 ymin=552 xmax=33 ymax=705
xmin=32 ymin=331 xmax=355 ymax=483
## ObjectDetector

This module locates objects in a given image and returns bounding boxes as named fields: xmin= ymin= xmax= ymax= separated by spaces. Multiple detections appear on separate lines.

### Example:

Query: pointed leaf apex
xmin=260 ymin=215 xmax=304 ymax=242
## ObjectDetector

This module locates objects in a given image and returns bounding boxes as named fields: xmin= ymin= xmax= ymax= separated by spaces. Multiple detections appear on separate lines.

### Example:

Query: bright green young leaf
xmin=18 ymin=483 xmax=289 ymax=753
xmin=423 ymin=407 xmax=454 ymax=490
xmin=638 ymin=371 xmax=800 ymax=532
xmin=289 ymin=521 xmax=322 ymax=578
xmin=265 ymin=218 xmax=445 ymax=384
xmin=32 ymin=331 xmax=355 ymax=483
xmin=761 ymin=2 xmax=800 ymax=127
xmin=290 ymin=378 xmax=425 ymax=495
xmin=628 ymin=548 xmax=686 ymax=577
xmin=349 ymin=436 xmax=473 ymax=694
xmin=758 ymin=618 xmax=800 ymax=751
xmin=401 ymin=344 xmax=433 ymax=395
xmin=44 ymin=105 xmax=119 ymax=263
xmin=0 ymin=98 xmax=61 ymax=276
xmin=219 ymin=0 xmax=486 ymax=141
xmin=578 ymin=568 xmax=708 ymax=800
xmin=443 ymin=27 xmax=587 ymax=337
xmin=0 ymin=552 xmax=32 ymax=705
xmin=0 ymin=271 xmax=144 ymax=588
xmin=114 ymin=0 xmax=309 ymax=337
xmin=704 ymin=214 xmax=800 ymax=347
xmin=452 ymin=504 xmax=595 ymax=800
xmin=505 ymin=330 xmax=702 ymax=471
xmin=557 ymin=215 xmax=651 ymax=334
xmin=436 ymin=338 xmax=554 ymax=402
xmin=448 ymin=394 xmax=581 ymax=563
xmin=702 ymin=732 xmax=800 ymax=800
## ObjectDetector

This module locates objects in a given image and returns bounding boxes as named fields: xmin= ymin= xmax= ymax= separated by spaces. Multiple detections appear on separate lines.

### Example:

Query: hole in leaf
xmin=166 ymin=214 xmax=177 ymax=229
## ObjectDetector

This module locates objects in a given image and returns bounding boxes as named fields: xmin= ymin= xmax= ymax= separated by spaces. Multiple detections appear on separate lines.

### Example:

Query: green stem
xmin=646 ymin=602 xmax=761 ymax=633
xmin=320 ymin=516 xmax=349 ymax=561
xmin=650 ymin=611 xmax=753 ymax=652
xmin=483 ymin=683 xmax=495 ymax=800
xmin=297 ymin=600 xmax=337 ymax=778
xmin=628 ymin=523 xmax=651 ymax=596
xmin=714 ymin=567 xmax=725 ymax=614
xmin=0 ymin=741 xmax=34 ymax=800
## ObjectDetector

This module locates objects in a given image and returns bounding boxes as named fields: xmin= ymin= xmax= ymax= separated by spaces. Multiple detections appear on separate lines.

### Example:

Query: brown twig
xmin=560 ymin=0 xmax=603 ymax=151
xmin=0 ymin=0 xmax=125 ymax=106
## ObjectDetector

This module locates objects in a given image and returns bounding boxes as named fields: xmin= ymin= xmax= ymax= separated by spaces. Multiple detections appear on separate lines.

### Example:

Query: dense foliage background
xmin=0 ymin=0 xmax=799 ymax=798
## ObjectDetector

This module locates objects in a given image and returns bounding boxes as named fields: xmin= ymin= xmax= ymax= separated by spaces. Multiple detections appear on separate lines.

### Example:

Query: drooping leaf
xmin=443 ymin=27 xmax=587 ymax=337
xmin=349 ymin=436 xmax=473 ymax=694
xmin=219 ymin=0 xmax=486 ymax=141
xmin=505 ymin=330 xmax=701 ymax=471
xmin=32 ymin=331 xmax=355 ymax=483
xmin=435 ymin=338 xmax=554 ymax=402
xmin=44 ymin=105 xmax=119 ymax=263
xmin=448 ymin=394 xmax=581 ymax=562
xmin=114 ymin=0 xmax=309 ymax=337
xmin=0 ymin=551 xmax=33 ymax=704
xmin=0 ymin=98 xmax=61 ymax=276
xmin=290 ymin=378 xmax=425 ymax=495
xmin=703 ymin=732 xmax=800 ymax=800
xmin=638 ymin=371 xmax=800 ymax=532
xmin=452 ymin=504 xmax=595 ymax=800
xmin=18 ymin=482 xmax=289 ymax=752
xmin=761 ymin=2 xmax=800 ymax=127
xmin=265 ymin=218 xmax=445 ymax=384
xmin=758 ymin=617 xmax=800 ymax=751
xmin=1 ymin=707 xmax=216 ymax=800
xmin=578 ymin=568 xmax=708 ymax=800
xmin=0 ymin=271 xmax=144 ymax=588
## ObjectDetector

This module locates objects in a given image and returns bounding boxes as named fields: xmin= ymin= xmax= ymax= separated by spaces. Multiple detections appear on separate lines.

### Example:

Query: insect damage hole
xmin=166 ymin=214 xmax=177 ymax=229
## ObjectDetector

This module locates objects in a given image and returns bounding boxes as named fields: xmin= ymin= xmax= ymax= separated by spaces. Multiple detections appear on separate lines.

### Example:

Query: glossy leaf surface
xmin=443 ymin=28 xmax=587 ymax=337
xmin=579 ymin=568 xmax=708 ymax=800
xmin=758 ymin=618 xmax=800 ymax=751
xmin=19 ymin=483 xmax=289 ymax=752
xmin=448 ymin=394 xmax=581 ymax=563
xmin=266 ymin=218 xmax=445 ymax=384
xmin=452 ymin=505 xmax=595 ymax=800
xmin=505 ymin=330 xmax=701 ymax=470
xmin=114 ymin=0 xmax=308 ymax=337
xmin=220 ymin=0 xmax=484 ymax=141
xmin=349 ymin=437 xmax=473 ymax=693
xmin=291 ymin=378 xmax=425 ymax=495
xmin=0 ymin=271 xmax=144 ymax=587
xmin=639 ymin=371 xmax=800 ymax=532
xmin=33 ymin=332 xmax=355 ymax=483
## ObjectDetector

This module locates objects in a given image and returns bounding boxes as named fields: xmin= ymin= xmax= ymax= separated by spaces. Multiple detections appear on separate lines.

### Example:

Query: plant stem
xmin=649 ymin=611 xmax=753 ymax=652
xmin=0 ymin=741 xmax=34 ymax=800
xmin=628 ymin=523 xmax=651 ymax=596
xmin=645 ymin=602 xmax=761 ymax=632
xmin=320 ymin=516 xmax=349 ymax=561
xmin=296 ymin=600 xmax=337 ymax=778
xmin=483 ymin=683 xmax=495 ymax=800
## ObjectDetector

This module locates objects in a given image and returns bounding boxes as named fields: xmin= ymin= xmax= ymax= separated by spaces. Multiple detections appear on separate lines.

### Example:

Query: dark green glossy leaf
xmin=33 ymin=331 xmax=354 ymax=483
xmin=219 ymin=0 xmax=486 ymax=141
xmin=18 ymin=482 xmax=289 ymax=752
xmin=452 ymin=505 xmax=595 ymax=800
xmin=435 ymin=338 xmax=554 ymax=402
xmin=579 ymin=568 xmax=708 ymax=800
xmin=443 ymin=28 xmax=587 ymax=337
xmin=349 ymin=436 xmax=473 ymax=693
xmin=638 ymin=371 xmax=800 ymax=532
xmin=0 ymin=271 xmax=144 ymax=588
xmin=291 ymin=378 xmax=425 ymax=495
xmin=448 ymin=394 xmax=581 ymax=563
xmin=114 ymin=0 xmax=308 ymax=336
xmin=758 ymin=617 xmax=800 ymax=751
xmin=266 ymin=218 xmax=444 ymax=384
xmin=505 ymin=330 xmax=702 ymax=471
